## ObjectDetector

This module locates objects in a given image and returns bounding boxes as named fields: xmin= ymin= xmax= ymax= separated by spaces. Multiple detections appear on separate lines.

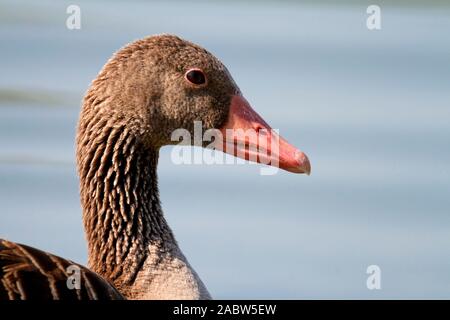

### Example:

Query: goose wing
xmin=0 ymin=239 xmax=124 ymax=300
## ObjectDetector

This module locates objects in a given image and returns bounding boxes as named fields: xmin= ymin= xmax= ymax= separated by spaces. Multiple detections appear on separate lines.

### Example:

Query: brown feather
xmin=0 ymin=239 xmax=124 ymax=300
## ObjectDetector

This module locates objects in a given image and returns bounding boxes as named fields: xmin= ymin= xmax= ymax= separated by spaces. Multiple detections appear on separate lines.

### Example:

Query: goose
xmin=0 ymin=34 xmax=311 ymax=300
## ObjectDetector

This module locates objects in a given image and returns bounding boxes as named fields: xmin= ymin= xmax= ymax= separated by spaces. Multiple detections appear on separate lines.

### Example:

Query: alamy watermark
xmin=66 ymin=5 xmax=81 ymax=30
xmin=366 ymin=5 xmax=381 ymax=30
xmin=170 ymin=121 xmax=280 ymax=176
xmin=66 ymin=264 xmax=81 ymax=290
xmin=366 ymin=264 xmax=382 ymax=290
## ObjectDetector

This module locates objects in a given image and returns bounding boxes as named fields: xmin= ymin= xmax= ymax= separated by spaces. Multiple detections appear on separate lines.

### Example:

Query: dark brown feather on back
xmin=0 ymin=239 xmax=124 ymax=300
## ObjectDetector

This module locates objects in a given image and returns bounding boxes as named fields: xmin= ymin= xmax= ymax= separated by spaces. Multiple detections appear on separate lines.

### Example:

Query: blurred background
xmin=0 ymin=0 xmax=449 ymax=298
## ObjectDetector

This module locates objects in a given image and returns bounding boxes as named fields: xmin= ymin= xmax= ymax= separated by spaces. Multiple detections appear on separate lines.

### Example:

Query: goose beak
xmin=217 ymin=95 xmax=311 ymax=175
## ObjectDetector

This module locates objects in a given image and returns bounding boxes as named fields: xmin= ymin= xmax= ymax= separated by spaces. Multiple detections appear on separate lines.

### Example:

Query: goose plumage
xmin=0 ymin=34 xmax=310 ymax=300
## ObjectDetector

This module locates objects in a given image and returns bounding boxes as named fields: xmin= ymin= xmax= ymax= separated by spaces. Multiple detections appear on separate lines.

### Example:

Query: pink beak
xmin=217 ymin=95 xmax=311 ymax=175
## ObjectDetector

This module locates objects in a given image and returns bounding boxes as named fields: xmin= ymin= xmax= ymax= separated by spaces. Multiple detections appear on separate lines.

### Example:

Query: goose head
xmin=77 ymin=34 xmax=311 ymax=299
xmin=84 ymin=34 xmax=310 ymax=174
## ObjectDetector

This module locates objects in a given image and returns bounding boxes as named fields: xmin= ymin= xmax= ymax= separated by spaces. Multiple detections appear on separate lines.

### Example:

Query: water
xmin=0 ymin=0 xmax=449 ymax=298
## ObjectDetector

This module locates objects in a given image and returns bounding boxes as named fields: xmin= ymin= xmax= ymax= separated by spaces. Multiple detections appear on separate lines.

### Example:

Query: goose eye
xmin=185 ymin=69 xmax=206 ymax=85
